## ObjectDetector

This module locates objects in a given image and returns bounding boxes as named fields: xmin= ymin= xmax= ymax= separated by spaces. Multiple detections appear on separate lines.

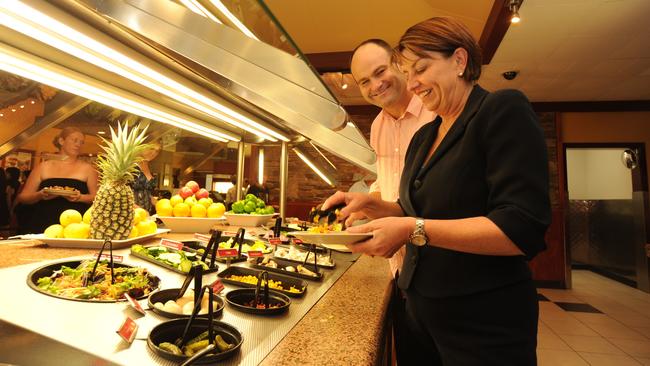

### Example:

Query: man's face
xmin=351 ymin=43 xmax=408 ymax=109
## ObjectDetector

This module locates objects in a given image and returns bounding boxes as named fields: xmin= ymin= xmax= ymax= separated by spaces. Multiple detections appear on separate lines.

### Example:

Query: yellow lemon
xmin=156 ymin=199 xmax=171 ymax=212
xmin=128 ymin=226 xmax=139 ymax=238
xmin=198 ymin=197 xmax=212 ymax=208
xmin=63 ymin=222 xmax=90 ymax=239
xmin=191 ymin=204 xmax=207 ymax=218
xmin=207 ymin=203 xmax=226 ymax=218
xmin=60 ymin=209 xmax=82 ymax=227
xmin=184 ymin=196 xmax=197 ymax=207
xmin=173 ymin=203 xmax=191 ymax=217
xmin=156 ymin=204 xmax=173 ymax=217
xmin=82 ymin=207 xmax=93 ymax=224
xmin=136 ymin=219 xmax=157 ymax=235
xmin=170 ymin=194 xmax=184 ymax=207
xmin=44 ymin=224 xmax=64 ymax=238
xmin=134 ymin=207 xmax=149 ymax=223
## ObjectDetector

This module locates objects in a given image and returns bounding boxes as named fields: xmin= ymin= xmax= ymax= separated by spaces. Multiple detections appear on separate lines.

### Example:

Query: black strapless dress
xmin=25 ymin=178 xmax=91 ymax=234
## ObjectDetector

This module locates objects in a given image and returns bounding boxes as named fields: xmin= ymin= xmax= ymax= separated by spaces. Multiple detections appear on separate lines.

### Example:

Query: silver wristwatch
xmin=409 ymin=218 xmax=427 ymax=246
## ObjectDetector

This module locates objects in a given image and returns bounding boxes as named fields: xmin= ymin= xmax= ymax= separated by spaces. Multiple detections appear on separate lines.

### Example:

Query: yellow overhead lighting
xmin=0 ymin=44 xmax=237 ymax=142
xmin=206 ymin=0 xmax=258 ymax=40
xmin=508 ymin=0 xmax=522 ymax=24
xmin=309 ymin=140 xmax=336 ymax=171
xmin=293 ymin=147 xmax=334 ymax=187
xmin=258 ymin=147 xmax=264 ymax=185
xmin=179 ymin=0 xmax=222 ymax=23
xmin=0 ymin=1 xmax=287 ymax=142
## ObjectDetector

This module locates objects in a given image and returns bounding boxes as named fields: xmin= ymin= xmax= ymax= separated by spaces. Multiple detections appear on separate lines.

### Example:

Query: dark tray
xmin=130 ymin=245 xmax=219 ymax=275
xmin=182 ymin=237 xmax=272 ymax=263
xmin=225 ymin=288 xmax=290 ymax=315
xmin=273 ymin=248 xmax=335 ymax=269
xmin=217 ymin=266 xmax=306 ymax=298
xmin=27 ymin=259 xmax=160 ymax=303
xmin=148 ymin=318 xmax=242 ymax=364
xmin=148 ymin=288 xmax=224 ymax=319
xmin=249 ymin=257 xmax=323 ymax=281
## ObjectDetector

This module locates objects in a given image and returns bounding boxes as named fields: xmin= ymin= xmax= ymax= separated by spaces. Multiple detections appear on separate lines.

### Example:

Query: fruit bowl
xmin=157 ymin=216 xmax=226 ymax=233
xmin=223 ymin=213 xmax=274 ymax=227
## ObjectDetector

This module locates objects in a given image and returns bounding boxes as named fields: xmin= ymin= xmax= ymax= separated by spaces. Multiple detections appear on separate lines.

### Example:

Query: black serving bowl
xmin=225 ymin=288 xmax=291 ymax=315
xmin=27 ymin=259 xmax=160 ymax=303
xmin=147 ymin=318 xmax=242 ymax=364
xmin=148 ymin=288 xmax=224 ymax=319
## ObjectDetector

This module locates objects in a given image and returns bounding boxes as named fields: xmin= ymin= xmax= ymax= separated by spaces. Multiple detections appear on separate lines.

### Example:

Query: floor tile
xmin=577 ymin=352 xmax=642 ymax=365
xmin=631 ymin=327 xmax=650 ymax=340
xmin=539 ymin=321 xmax=553 ymax=335
xmin=558 ymin=334 xmax=624 ymax=354
xmin=538 ymin=332 xmax=572 ymax=350
xmin=545 ymin=318 xmax=600 ymax=336
xmin=537 ymin=349 xmax=589 ymax=366
xmin=540 ymin=302 xmax=575 ymax=320
xmin=607 ymin=338 xmax=650 ymax=358
xmin=538 ymin=293 xmax=550 ymax=301
xmin=587 ymin=322 xmax=647 ymax=341
xmin=555 ymin=302 xmax=603 ymax=313
xmin=571 ymin=312 xmax=616 ymax=325
xmin=607 ymin=311 xmax=650 ymax=328
xmin=635 ymin=357 xmax=650 ymax=365
xmin=538 ymin=288 xmax=584 ymax=303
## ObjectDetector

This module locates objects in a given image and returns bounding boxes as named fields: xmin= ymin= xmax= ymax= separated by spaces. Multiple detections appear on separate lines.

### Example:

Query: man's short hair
xmin=350 ymin=39 xmax=394 ymax=68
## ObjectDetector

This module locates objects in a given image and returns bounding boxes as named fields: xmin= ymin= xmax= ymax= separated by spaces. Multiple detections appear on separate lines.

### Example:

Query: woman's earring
xmin=458 ymin=71 xmax=464 ymax=77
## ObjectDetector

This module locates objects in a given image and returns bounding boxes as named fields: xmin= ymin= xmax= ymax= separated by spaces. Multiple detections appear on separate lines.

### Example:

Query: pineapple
xmin=90 ymin=123 xmax=150 ymax=240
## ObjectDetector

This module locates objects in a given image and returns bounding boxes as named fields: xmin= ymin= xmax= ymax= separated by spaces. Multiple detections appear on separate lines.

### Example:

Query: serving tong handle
xmin=176 ymin=283 xmax=208 ymax=348
xmin=200 ymin=230 xmax=221 ymax=269
xmin=84 ymin=238 xmax=114 ymax=287
xmin=272 ymin=217 xmax=282 ymax=238
xmin=180 ymin=343 xmax=215 ymax=366
xmin=253 ymin=271 xmax=270 ymax=309
xmin=302 ymin=244 xmax=320 ymax=275
xmin=235 ymin=228 xmax=246 ymax=259
xmin=309 ymin=203 xmax=345 ymax=227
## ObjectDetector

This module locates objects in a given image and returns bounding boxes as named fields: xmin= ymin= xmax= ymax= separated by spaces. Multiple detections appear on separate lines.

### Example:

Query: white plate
xmin=223 ymin=213 xmax=274 ymax=227
xmin=20 ymin=228 xmax=171 ymax=249
xmin=290 ymin=232 xmax=373 ymax=246
xmin=157 ymin=216 xmax=225 ymax=233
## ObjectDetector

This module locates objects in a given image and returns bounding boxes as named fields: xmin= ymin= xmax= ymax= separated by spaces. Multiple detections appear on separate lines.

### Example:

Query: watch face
xmin=411 ymin=236 xmax=427 ymax=246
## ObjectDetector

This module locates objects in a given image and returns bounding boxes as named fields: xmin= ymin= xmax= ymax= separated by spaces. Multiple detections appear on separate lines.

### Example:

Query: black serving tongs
xmin=308 ymin=203 xmax=346 ymax=228
xmin=176 ymin=281 xmax=208 ymax=349
xmin=253 ymin=271 xmax=270 ymax=309
xmin=176 ymin=264 xmax=203 ymax=302
xmin=83 ymin=238 xmax=114 ymax=287
xmin=200 ymin=230 xmax=221 ymax=269
xmin=302 ymin=244 xmax=320 ymax=276
xmin=179 ymin=286 xmax=216 ymax=366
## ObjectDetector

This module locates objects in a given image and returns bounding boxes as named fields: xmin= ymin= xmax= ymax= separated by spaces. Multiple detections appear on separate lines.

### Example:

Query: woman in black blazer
xmin=324 ymin=17 xmax=550 ymax=365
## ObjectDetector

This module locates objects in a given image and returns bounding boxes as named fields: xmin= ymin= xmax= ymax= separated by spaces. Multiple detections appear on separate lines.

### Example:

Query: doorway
xmin=564 ymin=143 xmax=649 ymax=292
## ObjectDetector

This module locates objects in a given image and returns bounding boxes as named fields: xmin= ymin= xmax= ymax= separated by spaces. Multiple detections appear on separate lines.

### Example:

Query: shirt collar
xmin=380 ymin=95 xmax=423 ymax=122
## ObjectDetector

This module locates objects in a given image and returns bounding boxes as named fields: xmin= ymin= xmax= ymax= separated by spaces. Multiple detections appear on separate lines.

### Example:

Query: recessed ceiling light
xmin=98 ymin=131 xmax=106 ymax=135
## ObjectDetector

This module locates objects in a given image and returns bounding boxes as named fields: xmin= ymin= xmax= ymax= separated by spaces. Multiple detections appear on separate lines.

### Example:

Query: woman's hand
xmin=345 ymin=216 xmax=415 ymax=258
xmin=322 ymin=191 xmax=404 ymax=226
xmin=39 ymin=189 xmax=56 ymax=201
xmin=63 ymin=190 xmax=81 ymax=202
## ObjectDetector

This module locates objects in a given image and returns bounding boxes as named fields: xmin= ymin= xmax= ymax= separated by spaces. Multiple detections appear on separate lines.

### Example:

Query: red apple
xmin=195 ymin=188 xmax=209 ymax=199
xmin=185 ymin=181 xmax=200 ymax=193
xmin=179 ymin=186 xmax=194 ymax=199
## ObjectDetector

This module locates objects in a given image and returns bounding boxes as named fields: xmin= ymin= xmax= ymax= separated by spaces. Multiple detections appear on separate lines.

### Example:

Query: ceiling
xmin=264 ymin=0 xmax=650 ymax=104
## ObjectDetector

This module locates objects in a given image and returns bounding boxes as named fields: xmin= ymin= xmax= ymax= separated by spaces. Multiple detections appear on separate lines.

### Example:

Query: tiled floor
xmin=537 ymin=270 xmax=650 ymax=365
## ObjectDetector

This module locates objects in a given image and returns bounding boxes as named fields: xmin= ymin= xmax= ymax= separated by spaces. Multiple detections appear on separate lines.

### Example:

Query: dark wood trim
xmin=479 ymin=0 xmax=518 ymax=65
xmin=533 ymin=100 xmax=650 ymax=112
xmin=554 ymin=113 xmax=571 ymax=289
xmin=344 ymin=105 xmax=381 ymax=116
xmin=305 ymin=52 xmax=352 ymax=74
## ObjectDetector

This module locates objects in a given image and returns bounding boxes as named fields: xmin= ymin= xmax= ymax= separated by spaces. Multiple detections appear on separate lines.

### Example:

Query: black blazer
xmin=397 ymin=85 xmax=551 ymax=298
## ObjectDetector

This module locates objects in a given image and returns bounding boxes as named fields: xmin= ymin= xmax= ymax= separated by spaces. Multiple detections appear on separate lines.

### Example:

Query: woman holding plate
xmin=323 ymin=17 xmax=550 ymax=365
xmin=17 ymin=127 xmax=98 ymax=233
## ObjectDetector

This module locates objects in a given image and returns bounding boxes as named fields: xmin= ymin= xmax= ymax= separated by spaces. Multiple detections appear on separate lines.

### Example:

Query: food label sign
xmin=268 ymin=238 xmax=282 ymax=245
xmin=210 ymin=279 xmax=225 ymax=294
xmin=116 ymin=317 xmax=138 ymax=344
xmin=160 ymin=239 xmax=184 ymax=251
xmin=193 ymin=233 xmax=210 ymax=243
xmin=124 ymin=293 xmax=145 ymax=316
xmin=247 ymin=250 xmax=264 ymax=257
xmin=293 ymin=238 xmax=304 ymax=244
xmin=217 ymin=248 xmax=239 ymax=257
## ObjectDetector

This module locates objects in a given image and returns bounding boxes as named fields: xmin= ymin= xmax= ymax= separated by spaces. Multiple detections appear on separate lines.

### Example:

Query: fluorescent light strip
xmin=309 ymin=140 xmax=337 ymax=171
xmin=207 ymin=0 xmax=259 ymax=40
xmin=0 ymin=2 xmax=287 ymax=142
xmin=179 ymin=0 xmax=223 ymax=23
xmin=258 ymin=147 xmax=264 ymax=185
xmin=293 ymin=148 xmax=334 ymax=187
xmin=0 ymin=48 xmax=235 ymax=142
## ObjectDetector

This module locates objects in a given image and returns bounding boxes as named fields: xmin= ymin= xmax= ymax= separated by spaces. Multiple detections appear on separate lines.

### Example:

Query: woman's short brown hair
xmin=52 ymin=126 xmax=84 ymax=150
xmin=396 ymin=17 xmax=482 ymax=82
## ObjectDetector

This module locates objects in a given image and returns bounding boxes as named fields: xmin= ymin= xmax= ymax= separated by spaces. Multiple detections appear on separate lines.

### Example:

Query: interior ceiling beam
xmin=182 ymin=144 xmax=226 ymax=177
xmin=305 ymin=0 xmax=518 ymax=74
xmin=0 ymin=93 xmax=90 ymax=157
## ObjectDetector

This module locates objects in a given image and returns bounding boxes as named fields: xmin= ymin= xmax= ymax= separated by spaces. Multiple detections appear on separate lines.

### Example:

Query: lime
xmin=244 ymin=201 xmax=256 ymax=213
xmin=232 ymin=201 xmax=245 ymax=214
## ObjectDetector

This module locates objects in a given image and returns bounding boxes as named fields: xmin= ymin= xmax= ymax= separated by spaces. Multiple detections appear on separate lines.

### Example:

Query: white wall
xmin=567 ymin=148 xmax=633 ymax=200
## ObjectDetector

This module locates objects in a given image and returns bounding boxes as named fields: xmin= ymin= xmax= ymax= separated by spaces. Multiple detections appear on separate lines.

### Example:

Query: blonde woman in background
xmin=130 ymin=141 xmax=161 ymax=215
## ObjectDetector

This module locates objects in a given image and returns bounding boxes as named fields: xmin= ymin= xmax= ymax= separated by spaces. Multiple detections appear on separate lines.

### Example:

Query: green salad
xmin=131 ymin=244 xmax=209 ymax=273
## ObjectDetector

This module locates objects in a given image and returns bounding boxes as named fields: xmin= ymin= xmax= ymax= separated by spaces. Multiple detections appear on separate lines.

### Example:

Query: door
xmin=564 ymin=144 xmax=649 ymax=292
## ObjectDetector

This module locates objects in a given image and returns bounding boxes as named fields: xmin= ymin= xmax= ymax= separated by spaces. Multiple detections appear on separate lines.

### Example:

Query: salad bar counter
xmin=0 ymin=232 xmax=392 ymax=365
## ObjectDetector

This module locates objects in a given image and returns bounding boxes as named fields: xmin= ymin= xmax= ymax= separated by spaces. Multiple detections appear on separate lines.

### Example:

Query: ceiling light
xmin=0 ymin=113 xmax=3 ymax=117
xmin=508 ymin=0 xmax=522 ymax=24
xmin=97 ymin=131 xmax=106 ymax=135
xmin=11 ymin=108 xmax=16 ymax=112
xmin=207 ymin=0 xmax=259 ymax=40
xmin=293 ymin=146 xmax=335 ymax=187
xmin=0 ymin=1 xmax=286 ymax=142
xmin=340 ymin=72 xmax=348 ymax=90
xmin=30 ymin=100 xmax=35 ymax=104
xmin=20 ymin=104 xmax=24 ymax=108
xmin=309 ymin=140 xmax=337 ymax=171
xmin=258 ymin=147 xmax=264 ymax=185
xmin=0 ymin=43 xmax=236 ymax=142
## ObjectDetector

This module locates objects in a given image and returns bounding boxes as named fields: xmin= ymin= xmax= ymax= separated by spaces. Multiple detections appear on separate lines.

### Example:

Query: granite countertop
xmin=0 ymin=233 xmax=393 ymax=365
